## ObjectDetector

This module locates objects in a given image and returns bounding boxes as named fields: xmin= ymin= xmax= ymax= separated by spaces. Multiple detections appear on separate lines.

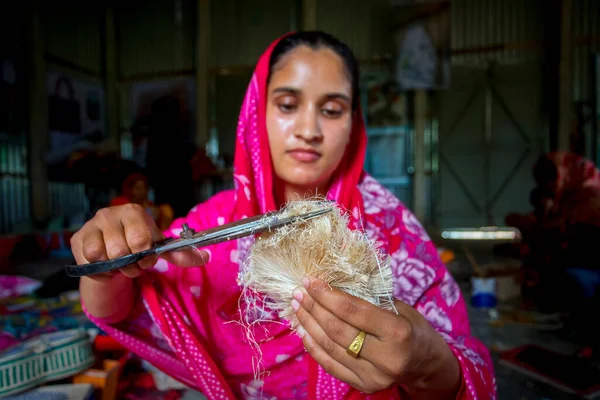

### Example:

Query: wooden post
xmin=196 ymin=0 xmax=210 ymax=147
xmin=104 ymin=4 xmax=119 ymax=145
xmin=301 ymin=0 xmax=317 ymax=30
xmin=558 ymin=0 xmax=573 ymax=151
xmin=413 ymin=90 xmax=427 ymax=223
xmin=543 ymin=0 xmax=559 ymax=151
xmin=591 ymin=54 xmax=599 ymax=164
xmin=26 ymin=0 xmax=49 ymax=222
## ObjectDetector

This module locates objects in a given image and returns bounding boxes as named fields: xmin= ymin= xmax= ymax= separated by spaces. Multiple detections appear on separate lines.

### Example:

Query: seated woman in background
xmin=508 ymin=152 xmax=600 ymax=277
xmin=110 ymin=172 xmax=174 ymax=230
xmin=73 ymin=31 xmax=494 ymax=399
xmin=509 ymin=152 xmax=600 ymax=352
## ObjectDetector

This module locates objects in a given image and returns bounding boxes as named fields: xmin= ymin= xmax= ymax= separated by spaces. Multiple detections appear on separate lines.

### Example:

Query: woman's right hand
xmin=71 ymin=204 xmax=209 ymax=282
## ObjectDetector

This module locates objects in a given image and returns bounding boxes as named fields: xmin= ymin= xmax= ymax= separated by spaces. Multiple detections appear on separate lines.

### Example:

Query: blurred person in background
xmin=110 ymin=172 xmax=174 ymax=231
xmin=144 ymin=96 xmax=197 ymax=218
xmin=507 ymin=152 xmax=600 ymax=355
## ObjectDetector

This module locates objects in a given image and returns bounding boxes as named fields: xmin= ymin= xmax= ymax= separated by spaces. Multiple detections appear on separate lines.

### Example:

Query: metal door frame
xmin=437 ymin=62 xmax=533 ymax=226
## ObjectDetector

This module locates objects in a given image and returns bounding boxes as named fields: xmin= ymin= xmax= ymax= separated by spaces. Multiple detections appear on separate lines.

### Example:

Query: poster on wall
xmin=0 ymin=58 xmax=21 ymax=139
xmin=45 ymin=71 xmax=106 ymax=165
xmin=392 ymin=0 xmax=451 ymax=90
xmin=128 ymin=78 xmax=196 ymax=167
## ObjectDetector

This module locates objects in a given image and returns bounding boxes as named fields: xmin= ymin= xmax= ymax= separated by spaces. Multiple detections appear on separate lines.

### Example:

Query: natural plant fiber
xmin=238 ymin=199 xmax=396 ymax=329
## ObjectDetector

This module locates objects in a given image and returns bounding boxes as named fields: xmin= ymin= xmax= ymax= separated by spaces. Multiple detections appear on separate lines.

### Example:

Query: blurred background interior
xmin=0 ymin=0 xmax=599 ymax=399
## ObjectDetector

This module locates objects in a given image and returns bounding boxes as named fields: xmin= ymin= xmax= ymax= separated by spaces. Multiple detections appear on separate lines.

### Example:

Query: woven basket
xmin=0 ymin=329 xmax=94 ymax=397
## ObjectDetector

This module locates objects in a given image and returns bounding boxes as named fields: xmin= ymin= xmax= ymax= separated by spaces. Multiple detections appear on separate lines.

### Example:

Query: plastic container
xmin=471 ymin=276 xmax=497 ymax=308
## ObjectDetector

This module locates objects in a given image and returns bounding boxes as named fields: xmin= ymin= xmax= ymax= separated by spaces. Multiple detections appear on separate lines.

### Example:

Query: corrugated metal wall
xmin=115 ymin=0 xmax=198 ymax=140
xmin=316 ymin=0 xmax=394 ymax=61
xmin=572 ymin=0 xmax=600 ymax=103
xmin=1 ymin=4 xmax=28 ymax=234
xmin=1 ymin=145 xmax=91 ymax=234
xmin=0 ymin=139 xmax=29 ymax=233
xmin=43 ymin=1 xmax=104 ymax=74
xmin=48 ymin=182 xmax=89 ymax=221
xmin=450 ymin=0 xmax=544 ymax=64
xmin=449 ymin=0 xmax=598 ymax=102
xmin=42 ymin=2 xmax=100 ymax=231
xmin=314 ymin=0 xmax=545 ymax=65
xmin=211 ymin=0 xmax=295 ymax=67
xmin=0 ymin=2 xmax=100 ymax=234
xmin=115 ymin=0 xmax=295 ymax=75
xmin=117 ymin=0 xmax=197 ymax=77
xmin=0 ymin=3 xmax=24 ymax=52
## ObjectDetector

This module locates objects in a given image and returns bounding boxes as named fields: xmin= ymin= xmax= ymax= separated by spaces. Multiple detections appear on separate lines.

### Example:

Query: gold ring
xmin=346 ymin=330 xmax=367 ymax=358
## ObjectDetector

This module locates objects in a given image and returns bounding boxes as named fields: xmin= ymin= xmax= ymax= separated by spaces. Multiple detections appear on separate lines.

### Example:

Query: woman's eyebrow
xmin=272 ymin=87 xmax=350 ymax=103
xmin=271 ymin=86 xmax=300 ymax=95
xmin=325 ymin=93 xmax=351 ymax=103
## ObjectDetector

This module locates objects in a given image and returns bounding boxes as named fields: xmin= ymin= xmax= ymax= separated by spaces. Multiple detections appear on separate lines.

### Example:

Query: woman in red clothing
xmin=74 ymin=31 xmax=495 ymax=399
xmin=110 ymin=172 xmax=174 ymax=230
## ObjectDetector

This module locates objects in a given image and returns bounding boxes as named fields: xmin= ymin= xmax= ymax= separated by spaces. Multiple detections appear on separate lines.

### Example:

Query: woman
xmin=73 ymin=32 xmax=494 ymax=399
xmin=516 ymin=153 xmax=600 ymax=348
xmin=110 ymin=172 xmax=174 ymax=230
xmin=508 ymin=152 xmax=600 ymax=273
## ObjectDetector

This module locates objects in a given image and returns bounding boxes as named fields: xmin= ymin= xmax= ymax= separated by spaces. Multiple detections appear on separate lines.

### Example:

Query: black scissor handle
xmin=64 ymin=249 xmax=154 ymax=277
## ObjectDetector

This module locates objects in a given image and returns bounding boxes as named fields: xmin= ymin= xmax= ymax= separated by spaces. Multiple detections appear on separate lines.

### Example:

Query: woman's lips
xmin=287 ymin=149 xmax=321 ymax=163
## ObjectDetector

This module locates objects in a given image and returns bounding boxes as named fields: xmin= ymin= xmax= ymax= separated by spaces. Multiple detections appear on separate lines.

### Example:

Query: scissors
xmin=64 ymin=207 xmax=333 ymax=278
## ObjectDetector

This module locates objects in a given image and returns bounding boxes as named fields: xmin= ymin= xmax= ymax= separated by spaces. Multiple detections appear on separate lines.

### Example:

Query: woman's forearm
xmin=80 ymin=274 xmax=135 ymax=323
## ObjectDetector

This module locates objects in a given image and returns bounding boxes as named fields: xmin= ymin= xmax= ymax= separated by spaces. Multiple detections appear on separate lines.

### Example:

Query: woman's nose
xmin=294 ymin=106 xmax=322 ymax=142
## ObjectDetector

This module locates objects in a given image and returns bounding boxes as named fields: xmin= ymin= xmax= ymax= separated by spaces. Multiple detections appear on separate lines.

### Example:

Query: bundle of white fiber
xmin=238 ymin=199 xmax=396 ymax=329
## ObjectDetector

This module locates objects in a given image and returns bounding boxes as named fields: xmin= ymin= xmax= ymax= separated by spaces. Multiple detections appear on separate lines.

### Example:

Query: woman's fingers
xmin=297 ymin=278 xmax=416 ymax=379
xmin=77 ymin=228 xmax=107 ymax=264
xmin=294 ymin=286 xmax=401 ymax=374
xmin=293 ymin=291 xmax=368 ymax=366
xmin=121 ymin=207 xmax=161 ymax=270
xmin=72 ymin=227 xmax=117 ymax=282
xmin=95 ymin=207 xmax=144 ymax=278
xmin=294 ymin=296 xmax=392 ymax=394
xmin=293 ymin=287 xmax=377 ymax=361
xmin=303 ymin=277 xmax=403 ymax=338
xmin=161 ymin=248 xmax=211 ymax=268
xmin=295 ymin=323 xmax=364 ymax=391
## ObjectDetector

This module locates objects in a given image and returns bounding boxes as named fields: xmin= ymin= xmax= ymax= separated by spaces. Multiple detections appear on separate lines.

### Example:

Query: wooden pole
xmin=558 ymin=0 xmax=573 ymax=151
xmin=104 ymin=4 xmax=119 ymax=145
xmin=196 ymin=0 xmax=210 ymax=147
xmin=413 ymin=90 xmax=427 ymax=223
xmin=301 ymin=0 xmax=317 ymax=30
xmin=26 ymin=0 xmax=49 ymax=222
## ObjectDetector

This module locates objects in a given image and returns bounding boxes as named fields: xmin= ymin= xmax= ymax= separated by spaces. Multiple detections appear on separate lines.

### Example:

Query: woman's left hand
xmin=292 ymin=277 xmax=461 ymax=398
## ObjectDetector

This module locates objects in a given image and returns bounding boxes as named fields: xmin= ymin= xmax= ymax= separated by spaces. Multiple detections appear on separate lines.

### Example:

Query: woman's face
xmin=130 ymin=179 xmax=148 ymax=203
xmin=266 ymin=46 xmax=353 ymax=194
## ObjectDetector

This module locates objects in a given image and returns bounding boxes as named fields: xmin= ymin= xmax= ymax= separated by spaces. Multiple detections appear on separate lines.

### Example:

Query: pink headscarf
xmin=536 ymin=151 xmax=600 ymax=226
xmin=231 ymin=34 xmax=368 ymax=225
xmin=540 ymin=151 xmax=600 ymax=198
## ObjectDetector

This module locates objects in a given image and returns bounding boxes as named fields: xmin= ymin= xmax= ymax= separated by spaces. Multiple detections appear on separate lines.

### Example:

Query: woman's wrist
xmin=400 ymin=332 xmax=462 ymax=400
xmin=80 ymin=274 xmax=135 ymax=323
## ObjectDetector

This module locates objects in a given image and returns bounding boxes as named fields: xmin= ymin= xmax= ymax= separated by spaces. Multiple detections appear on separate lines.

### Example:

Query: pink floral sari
xmin=83 ymin=35 xmax=495 ymax=399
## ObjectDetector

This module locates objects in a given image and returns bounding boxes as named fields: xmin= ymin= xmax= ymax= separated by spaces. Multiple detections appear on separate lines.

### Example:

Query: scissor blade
xmin=262 ymin=206 xmax=333 ymax=231
xmin=64 ymin=206 xmax=333 ymax=278
xmin=156 ymin=207 xmax=333 ymax=254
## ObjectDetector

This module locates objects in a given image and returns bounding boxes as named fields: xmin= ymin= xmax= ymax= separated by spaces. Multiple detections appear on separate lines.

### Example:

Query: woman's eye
xmin=321 ymin=101 xmax=345 ymax=118
xmin=278 ymin=103 xmax=297 ymax=113
xmin=321 ymin=108 xmax=343 ymax=118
